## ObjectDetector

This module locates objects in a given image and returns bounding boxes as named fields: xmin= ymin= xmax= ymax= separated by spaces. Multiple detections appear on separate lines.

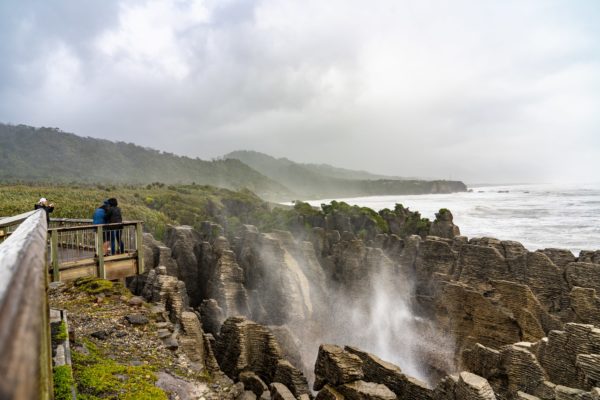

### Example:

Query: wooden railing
xmin=48 ymin=221 xmax=145 ymax=282
xmin=0 ymin=210 xmax=37 ymax=243
xmin=0 ymin=212 xmax=146 ymax=398
xmin=0 ymin=209 xmax=53 ymax=399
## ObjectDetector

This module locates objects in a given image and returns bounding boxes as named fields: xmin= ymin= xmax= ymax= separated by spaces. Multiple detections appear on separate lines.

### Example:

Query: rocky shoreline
xmin=110 ymin=205 xmax=599 ymax=399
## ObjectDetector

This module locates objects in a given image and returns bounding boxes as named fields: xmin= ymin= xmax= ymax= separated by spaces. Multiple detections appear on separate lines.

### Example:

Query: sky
xmin=1 ymin=0 xmax=599 ymax=184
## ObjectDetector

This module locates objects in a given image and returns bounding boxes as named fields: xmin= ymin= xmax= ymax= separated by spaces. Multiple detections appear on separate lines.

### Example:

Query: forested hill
xmin=0 ymin=124 xmax=290 ymax=199
xmin=226 ymin=150 xmax=403 ymax=181
xmin=224 ymin=150 xmax=468 ymax=198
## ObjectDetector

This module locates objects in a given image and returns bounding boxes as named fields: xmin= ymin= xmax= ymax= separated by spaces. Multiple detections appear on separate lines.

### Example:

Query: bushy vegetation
xmin=0 ymin=182 xmax=269 ymax=240
xmin=321 ymin=200 xmax=389 ymax=232
xmin=1 ymin=182 xmax=434 ymax=241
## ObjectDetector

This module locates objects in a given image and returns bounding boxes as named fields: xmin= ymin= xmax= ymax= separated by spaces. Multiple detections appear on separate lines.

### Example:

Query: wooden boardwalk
xmin=0 ymin=210 xmax=146 ymax=399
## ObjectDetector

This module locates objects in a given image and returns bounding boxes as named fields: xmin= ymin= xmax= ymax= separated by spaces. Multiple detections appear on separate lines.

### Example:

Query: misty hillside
xmin=0 ymin=124 xmax=291 ymax=199
xmin=224 ymin=150 xmax=467 ymax=198
xmin=226 ymin=150 xmax=402 ymax=181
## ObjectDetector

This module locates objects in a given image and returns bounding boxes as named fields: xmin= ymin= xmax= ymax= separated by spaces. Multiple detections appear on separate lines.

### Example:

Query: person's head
xmin=38 ymin=197 xmax=48 ymax=206
xmin=108 ymin=198 xmax=118 ymax=207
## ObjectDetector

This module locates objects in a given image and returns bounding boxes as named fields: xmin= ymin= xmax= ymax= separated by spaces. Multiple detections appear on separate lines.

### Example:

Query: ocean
xmin=304 ymin=183 xmax=600 ymax=255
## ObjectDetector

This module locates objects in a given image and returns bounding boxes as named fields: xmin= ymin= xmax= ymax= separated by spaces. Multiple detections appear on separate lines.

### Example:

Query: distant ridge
xmin=0 ymin=124 xmax=291 ymax=199
xmin=227 ymin=151 xmax=403 ymax=181
xmin=0 ymin=124 xmax=467 ymax=200
xmin=224 ymin=150 xmax=468 ymax=198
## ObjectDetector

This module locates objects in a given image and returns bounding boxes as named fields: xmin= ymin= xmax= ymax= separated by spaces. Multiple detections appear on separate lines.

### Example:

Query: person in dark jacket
xmin=106 ymin=198 xmax=123 ymax=254
xmin=93 ymin=200 xmax=110 ymax=255
xmin=34 ymin=197 xmax=54 ymax=225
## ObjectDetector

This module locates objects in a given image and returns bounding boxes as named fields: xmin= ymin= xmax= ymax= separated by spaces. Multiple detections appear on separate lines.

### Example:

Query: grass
xmin=0 ymin=182 xmax=269 ymax=240
xmin=73 ymin=277 xmax=114 ymax=295
xmin=53 ymin=365 xmax=75 ymax=400
xmin=72 ymin=340 xmax=167 ymax=400
xmin=54 ymin=320 xmax=68 ymax=341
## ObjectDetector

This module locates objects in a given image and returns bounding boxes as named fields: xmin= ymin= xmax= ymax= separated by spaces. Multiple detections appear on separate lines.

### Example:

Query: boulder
xmin=269 ymin=382 xmax=296 ymax=400
xmin=336 ymin=380 xmax=397 ymax=400
xmin=239 ymin=371 xmax=268 ymax=397
xmin=315 ymin=385 xmax=345 ymax=400
xmin=314 ymin=344 xmax=364 ymax=391
xmin=345 ymin=346 xmax=431 ymax=399
xmin=455 ymin=372 xmax=496 ymax=400
xmin=273 ymin=359 xmax=310 ymax=398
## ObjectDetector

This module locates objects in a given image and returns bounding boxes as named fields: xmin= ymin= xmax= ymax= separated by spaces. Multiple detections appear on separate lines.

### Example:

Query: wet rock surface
xmin=121 ymin=214 xmax=600 ymax=400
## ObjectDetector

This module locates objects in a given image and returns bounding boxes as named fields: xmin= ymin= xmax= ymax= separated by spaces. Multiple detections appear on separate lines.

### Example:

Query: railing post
xmin=96 ymin=225 xmax=105 ymax=279
xmin=50 ymin=230 xmax=60 ymax=282
xmin=136 ymin=222 xmax=144 ymax=274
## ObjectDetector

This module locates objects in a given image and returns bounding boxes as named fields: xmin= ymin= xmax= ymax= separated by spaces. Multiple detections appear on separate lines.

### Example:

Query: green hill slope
xmin=0 ymin=124 xmax=291 ymax=199
xmin=224 ymin=150 xmax=467 ymax=198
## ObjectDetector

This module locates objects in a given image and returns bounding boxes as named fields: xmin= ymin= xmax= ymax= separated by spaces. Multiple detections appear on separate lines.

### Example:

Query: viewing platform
xmin=0 ymin=211 xmax=145 ymax=282
xmin=0 ymin=209 xmax=146 ymax=399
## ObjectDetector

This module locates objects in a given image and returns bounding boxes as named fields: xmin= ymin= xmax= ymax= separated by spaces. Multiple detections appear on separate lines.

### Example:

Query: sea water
xmin=305 ymin=183 xmax=600 ymax=255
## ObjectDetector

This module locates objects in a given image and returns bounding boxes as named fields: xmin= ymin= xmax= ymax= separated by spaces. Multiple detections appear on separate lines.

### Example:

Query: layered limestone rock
xmin=127 ymin=232 xmax=179 ymax=294
xmin=569 ymin=287 xmax=600 ymax=326
xmin=429 ymin=209 xmax=460 ymax=239
xmin=215 ymin=317 xmax=310 ymax=398
xmin=463 ymin=343 xmax=548 ymax=398
xmin=165 ymin=224 xmax=250 ymax=319
xmin=164 ymin=226 xmax=202 ymax=297
xmin=154 ymin=216 xmax=600 ymax=400
xmin=462 ymin=323 xmax=600 ymax=399
xmin=141 ymin=266 xmax=189 ymax=322
xmin=395 ymin=231 xmax=600 ymax=368
xmin=237 ymin=228 xmax=326 ymax=326
xmin=313 ymin=344 xmax=503 ymax=400
xmin=322 ymin=236 xmax=396 ymax=294
xmin=565 ymin=262 xmax=600 ymax=294
xmin=536 ymin=323 xmax=600 ymax=390
xmin=345 ymin=346 xmax=431 ymax=399
xmin=578 ymin=250 xmax=600 ymax=264
xmin=200 ymin=235 xmax=250 ymax=317
xmin=314 ymin=345 xmax=364 ymax=391
xmin=131 ymin=238 xmax=221 ymax=375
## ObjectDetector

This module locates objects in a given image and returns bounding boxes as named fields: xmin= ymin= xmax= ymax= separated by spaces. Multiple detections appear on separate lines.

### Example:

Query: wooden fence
xmin=0 ymin=210 xmax=53 ymax=399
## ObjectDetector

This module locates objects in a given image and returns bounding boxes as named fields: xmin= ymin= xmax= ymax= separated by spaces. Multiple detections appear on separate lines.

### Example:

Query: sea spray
xmin=248 ymin=232 xmax=454 ymax=386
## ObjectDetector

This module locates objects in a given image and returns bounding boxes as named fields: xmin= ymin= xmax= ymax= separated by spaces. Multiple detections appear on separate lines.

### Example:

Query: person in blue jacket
xmin=93 ymin=200 xmax=110 ymax=255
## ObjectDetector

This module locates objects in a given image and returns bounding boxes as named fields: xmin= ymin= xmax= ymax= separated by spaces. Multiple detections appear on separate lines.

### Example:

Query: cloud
xmin=0 ymin=0 xmax=599 ymax=183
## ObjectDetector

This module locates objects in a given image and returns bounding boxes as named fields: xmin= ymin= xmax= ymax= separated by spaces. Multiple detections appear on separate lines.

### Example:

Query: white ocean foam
xmin=303 ymin=183 xmax=600 ymax=254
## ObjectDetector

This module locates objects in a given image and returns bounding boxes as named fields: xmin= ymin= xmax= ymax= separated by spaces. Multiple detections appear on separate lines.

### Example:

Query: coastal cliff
xmin=125 ymin=205 xmax=600 ymax=399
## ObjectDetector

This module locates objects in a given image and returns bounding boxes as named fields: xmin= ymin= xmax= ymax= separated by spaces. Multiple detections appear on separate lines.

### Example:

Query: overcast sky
xmin=1 ymin=0 xmax=599 ymax=183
